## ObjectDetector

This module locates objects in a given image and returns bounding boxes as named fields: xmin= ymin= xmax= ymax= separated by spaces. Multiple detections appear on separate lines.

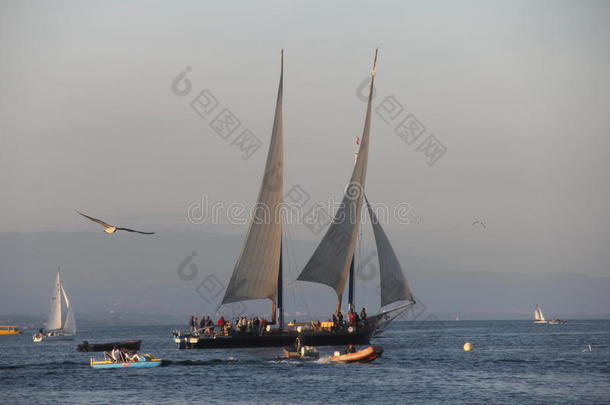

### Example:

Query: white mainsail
xmin=534 ymin=305 xmax=546 ymax=322
xmin=44 ymin=270 xmax=76 ymax=335
xmin=221 ymin=50 xmax=285 ymax=305
xmin=46 ymin=272 xmax=63 ymax=330
xmin=297 ymin=50 xmax=378 ymax=301
xmin=365 ymin=196 xmax=414 ymax=308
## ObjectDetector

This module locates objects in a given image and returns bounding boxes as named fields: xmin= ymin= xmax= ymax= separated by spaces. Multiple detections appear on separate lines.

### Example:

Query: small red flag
xmin=355 ymin=136 xmax=361 ymax=145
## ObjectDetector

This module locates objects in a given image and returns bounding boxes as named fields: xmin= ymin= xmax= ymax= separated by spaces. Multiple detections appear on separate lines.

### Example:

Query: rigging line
xmin=290 ymin=231 xmax=301 ymax=316
xmin=285 ymin=221 xmax=312 ymax=319
xmin=361 ymin=218 xmax=372 ymax=312
xmin=282 ymin=214 xmax=298 ymax=318
xmin=284 ymin=218 xmax=305 ymax=319
xmin=359 ymin=227 xmax=364 ymax=312
xmin=294 ymin=234 xmax=312 ymax=319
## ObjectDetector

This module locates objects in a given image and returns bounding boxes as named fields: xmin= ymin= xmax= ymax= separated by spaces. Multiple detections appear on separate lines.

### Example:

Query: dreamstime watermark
xmin=185 ymin=190 xmax=416 ymax=228
xmin=171 ymin=66 xmax=263 ymax=160
xmin=357 ymin=77 xmax=447 ymax=166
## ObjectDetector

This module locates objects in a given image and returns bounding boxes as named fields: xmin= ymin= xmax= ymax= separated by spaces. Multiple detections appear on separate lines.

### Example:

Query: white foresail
xmin=46 ymin=272 xmax=63 ymax=330
xmin=297 ymin=50 xmax=378 ymax=300
xmin=535 ymin=306 xmax=546 ymax=322
xmin=221 ymin=50 xmax=284 ymax=305
xmin=365 ymin=196 xmax=414 ymax=307
xmin=61 ymin=284 xmax=76 ymax=335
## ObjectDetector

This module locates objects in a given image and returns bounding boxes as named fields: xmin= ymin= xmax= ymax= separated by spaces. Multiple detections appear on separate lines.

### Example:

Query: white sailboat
xmin=534 ymin=304 xmax=548 ymax=324
xmin=534 ymin=305 xmax=566 ymax=325
xmin=33 ymin=270 xmax=76 ymax=342
xmin=534 ymin=305 xmax=547 ymax=323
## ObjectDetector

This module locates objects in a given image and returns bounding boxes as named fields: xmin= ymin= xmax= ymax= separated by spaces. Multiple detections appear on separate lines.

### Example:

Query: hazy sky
xmin=1 ymin=1 xmax=609 ymax=317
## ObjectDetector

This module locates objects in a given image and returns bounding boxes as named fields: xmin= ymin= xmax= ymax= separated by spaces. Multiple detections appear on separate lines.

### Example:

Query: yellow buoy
xmin=463 ymin=342 xmax=474 ymax=351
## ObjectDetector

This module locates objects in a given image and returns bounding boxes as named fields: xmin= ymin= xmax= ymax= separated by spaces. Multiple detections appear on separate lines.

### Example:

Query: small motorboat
xmin=548 ymin=319 xmax=566 ymax=325
xmin=326 ymin=346 xmax=383 ymax=363
xmin=172 ymin=330 xmax=201 ymax=345
xmin=77 ymin=340 xmax=142 ymax=352
xmin=90 ymin=353 xmax=162 ymax=369
xmin=33 ymin=330 xmax=75 ymax=342
xmin=282 ymin=346 xmax=320 ymax=359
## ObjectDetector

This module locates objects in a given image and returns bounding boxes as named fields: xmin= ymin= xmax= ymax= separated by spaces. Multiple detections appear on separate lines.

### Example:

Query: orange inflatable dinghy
xmin=327 ymin=346 xmax=383 ymax=363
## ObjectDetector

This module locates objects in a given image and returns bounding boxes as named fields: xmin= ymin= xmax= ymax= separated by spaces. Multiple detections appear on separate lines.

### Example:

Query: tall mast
xmin=221 ymin=49 xmax=284 ymax=313
xmin=348 ymin=255 xmax=355 ymax=312
xmin=277 ymin=49 xmax=284 ymax=329
xmin=299 ymin=49 xmax=378 ymax=315
xmin=272 ymin=240 xmax=284 ymax=327
xmin=278 ymin=240 xmax=284 ymax=328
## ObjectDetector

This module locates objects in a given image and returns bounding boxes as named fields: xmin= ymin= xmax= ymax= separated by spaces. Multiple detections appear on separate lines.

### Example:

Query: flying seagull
xmin=76 ymin=210 xmax=155 ymax=235
xmin=472 ymin=220 xmax=486 ymax=229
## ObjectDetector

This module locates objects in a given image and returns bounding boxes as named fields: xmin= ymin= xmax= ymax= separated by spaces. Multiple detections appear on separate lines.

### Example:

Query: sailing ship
xmin=534 ymin=305 xmax=565 ymax=325
xmin=179 ymin=50 xmax=415 ymax=349
xmin=33 ymin=270 xmax=76 ymax=342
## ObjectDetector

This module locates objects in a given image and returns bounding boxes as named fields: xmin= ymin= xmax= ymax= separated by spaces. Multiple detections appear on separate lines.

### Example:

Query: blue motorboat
xmin=90 ymin=354 xmax=162 ymax=369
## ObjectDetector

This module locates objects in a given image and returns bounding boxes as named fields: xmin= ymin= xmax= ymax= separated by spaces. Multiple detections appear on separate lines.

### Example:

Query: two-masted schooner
xmin=33 ymin=270 xmax=76 ymax=342
xmin=178 ymin=50 xmax=415 ymax=349
xmin=534 ymin=304 xmax=565 ymax=325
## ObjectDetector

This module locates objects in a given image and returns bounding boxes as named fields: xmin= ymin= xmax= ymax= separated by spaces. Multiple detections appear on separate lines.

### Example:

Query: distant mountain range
xmin=1 ymin=230 xmax=609 ymax=322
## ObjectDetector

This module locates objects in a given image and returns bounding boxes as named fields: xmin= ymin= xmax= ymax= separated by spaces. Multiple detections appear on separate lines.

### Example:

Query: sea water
xmin=1 ymin=320 xmax=609 ymax=404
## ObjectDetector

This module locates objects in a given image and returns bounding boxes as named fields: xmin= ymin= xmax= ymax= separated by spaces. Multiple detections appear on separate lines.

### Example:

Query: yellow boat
xmin=0 ymin=325 xmax=23 ymax=335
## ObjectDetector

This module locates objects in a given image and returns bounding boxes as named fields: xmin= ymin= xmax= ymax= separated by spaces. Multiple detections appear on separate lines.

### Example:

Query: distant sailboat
xmin=534 ymin=305 xmax=547 ymax=324
xmin=534 ymin=305 xmax=565 ymax=325
xmin=33 ymin=270 xmax=76 ymax=342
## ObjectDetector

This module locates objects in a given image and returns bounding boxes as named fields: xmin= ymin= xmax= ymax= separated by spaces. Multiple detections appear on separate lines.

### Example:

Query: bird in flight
xmin=472 ymin=220 xmax=486 ymax=229
xmin=75 ymin=210 xmax=155 ymax=235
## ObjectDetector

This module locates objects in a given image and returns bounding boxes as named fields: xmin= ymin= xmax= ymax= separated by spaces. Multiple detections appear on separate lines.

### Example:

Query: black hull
xmin=77 ymin=340 xmax=142 ymax=352
xmin=178 ymin=329 xmax=374 ymax=349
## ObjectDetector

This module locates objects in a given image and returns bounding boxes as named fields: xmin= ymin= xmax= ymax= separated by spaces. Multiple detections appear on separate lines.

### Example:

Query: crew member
xmin=345 ymin=344 xmax=357 ymax=354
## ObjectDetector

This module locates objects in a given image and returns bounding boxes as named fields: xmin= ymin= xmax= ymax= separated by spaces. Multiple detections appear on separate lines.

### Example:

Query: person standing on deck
xmin=295 ymin=335 xmax=303 ymax=352
xmin=360 ymin=308 xmax=367 ymax=323
xmin=348 ymin=311 xmax=356 ymax=327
